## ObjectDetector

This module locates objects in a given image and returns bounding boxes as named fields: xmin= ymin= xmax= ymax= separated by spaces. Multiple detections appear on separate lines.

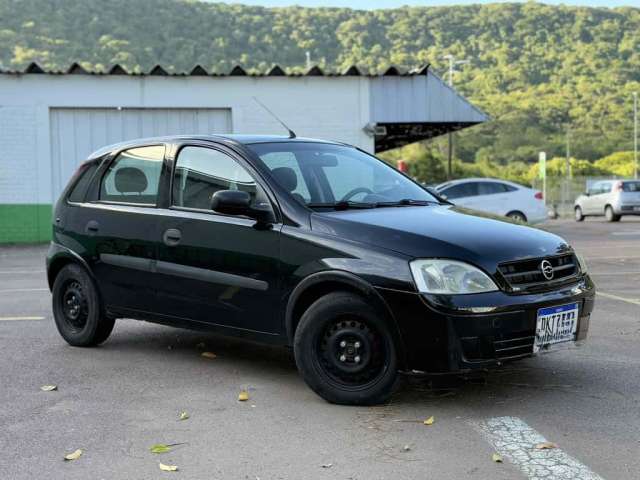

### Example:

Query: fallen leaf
xmin=238 ymin=390 xmax=249 ymax=401
xmin=321 ymin=463 xmax=333 ymax=469
xmin=150 ymin=444 xmax=172 ymax=454
xmin=179 ymin=411 xmax=189 ymax=421
xmin=535 ymin=441 xmax=558 ymax=450
xmin=402 ymin=444 xmax=411 ymax=452
xmin=41 ymin=385 xmax=57 ymax=392
xmin=423 ymin=416 xmax=435 ymax=426
xmin=201 ymin=351 xmax=217 ymax=359
xmin=159 ymin=463 xmax=178 ymax=472
xmin=492 ymin=453 xmax=503 ymax=463
xmin=64 ymin=449 xmax=82 ymax=461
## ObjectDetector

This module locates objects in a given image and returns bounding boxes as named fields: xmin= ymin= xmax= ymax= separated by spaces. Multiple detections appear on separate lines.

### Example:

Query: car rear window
xmin=622 ymin=181 xmax=640 ymax=192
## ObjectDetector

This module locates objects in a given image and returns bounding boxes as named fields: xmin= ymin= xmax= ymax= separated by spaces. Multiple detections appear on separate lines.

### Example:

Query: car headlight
xmin=575 ymin=252 xmax=588 ymax=273
xmin=409 ymin=259 xmax=499 ymax=294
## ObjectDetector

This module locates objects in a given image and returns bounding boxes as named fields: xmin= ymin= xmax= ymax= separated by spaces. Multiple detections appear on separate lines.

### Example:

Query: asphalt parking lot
xmin=0 ymin=218 xmax=638 ymax=480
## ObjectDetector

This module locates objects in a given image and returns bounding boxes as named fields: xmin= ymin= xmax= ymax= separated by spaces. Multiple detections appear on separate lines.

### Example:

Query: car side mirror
xmin=211 ymin=190 xmax=273 ymax=224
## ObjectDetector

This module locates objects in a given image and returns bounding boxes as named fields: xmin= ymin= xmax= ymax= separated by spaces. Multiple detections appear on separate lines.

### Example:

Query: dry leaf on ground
xmin=492 ymin=453 xmax=503 ymax=463
xmin=201 ymin=351 xmax=217 ymax=359
xmin=64 ymin=449 xmax=82 ymax=461
xmin=41 ymin=385 xmax=57 ymax=392
xmin=238 ymin=390 xmax=249 ymax=401
xmin=535 ymin=441 xmax=558 ymax=450
xmin=423 ymin=416 xmax=435 ymax=425
xmin=179 ymin=411 xmax=189 ymax=421
xmin=159 ymin=463 xmax=178 ymax=472
xmin=321 ymin=463 xmax=333 ymax=468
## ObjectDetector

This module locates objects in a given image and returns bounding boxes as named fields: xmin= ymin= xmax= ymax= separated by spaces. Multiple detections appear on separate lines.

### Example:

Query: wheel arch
xmin=506 ymin=210 xmax=527 ymax=222
xmin=47 ymin=248 xmax=94 ymax=291
xmin=285 ymin=270 xmax=408 ymax=369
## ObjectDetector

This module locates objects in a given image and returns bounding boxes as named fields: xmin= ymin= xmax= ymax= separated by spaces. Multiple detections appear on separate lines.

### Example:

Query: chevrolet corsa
xmin=47 ymin=135 xmax=595 ymax=405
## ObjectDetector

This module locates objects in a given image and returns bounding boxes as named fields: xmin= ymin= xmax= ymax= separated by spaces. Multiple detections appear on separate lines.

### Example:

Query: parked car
xmin=435 ymin=178 xmax=547 ymax=224
xmin=47 ymin=135 xmax=594 ymax=405
xmin=574 ymin=179 xmax=640 ymax=222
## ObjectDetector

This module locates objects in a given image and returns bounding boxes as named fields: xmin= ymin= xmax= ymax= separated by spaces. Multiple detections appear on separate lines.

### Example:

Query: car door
xmin=475 ymin=181 xmax=511 ymax=215
xmin=155 ymin=143 xmax=282 ymax=335
xmin=69 ymin=144 xmax=166 ymax=313
xmin=589 ymin=181 xmax=610 ymax=215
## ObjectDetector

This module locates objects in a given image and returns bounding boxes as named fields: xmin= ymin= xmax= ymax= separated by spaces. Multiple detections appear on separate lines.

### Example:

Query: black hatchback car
xmin=47 ymin=135 xmax=595 ymax=405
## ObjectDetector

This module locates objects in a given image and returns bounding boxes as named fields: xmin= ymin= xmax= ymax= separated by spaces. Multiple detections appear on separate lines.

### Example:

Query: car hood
xmin=311 ymin=205 xmax=571 ymax=272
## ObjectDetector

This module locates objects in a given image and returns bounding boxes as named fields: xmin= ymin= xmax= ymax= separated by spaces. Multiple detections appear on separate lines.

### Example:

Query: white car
xmin=435 ymin=178 xmax=547 ymax=224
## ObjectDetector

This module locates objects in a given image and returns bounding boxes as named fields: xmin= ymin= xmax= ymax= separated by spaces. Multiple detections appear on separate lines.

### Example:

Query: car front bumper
xmin=377 ymin=275 xmax=595 ymax=373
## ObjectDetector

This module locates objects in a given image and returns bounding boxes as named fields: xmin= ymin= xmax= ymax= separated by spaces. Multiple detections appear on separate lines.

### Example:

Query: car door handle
xmin=163 ymin=228 xmax=182 ymax=246
xmin=86 ymin=220 xmax=99 ymax=234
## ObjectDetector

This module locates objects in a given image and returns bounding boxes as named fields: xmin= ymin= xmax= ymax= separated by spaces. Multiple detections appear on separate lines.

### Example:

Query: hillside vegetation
xmin=1 ymin=0 xmax=639 ymax=182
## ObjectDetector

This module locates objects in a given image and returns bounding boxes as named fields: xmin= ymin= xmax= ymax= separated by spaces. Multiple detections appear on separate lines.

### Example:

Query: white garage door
xmin=50 ymin=107 xmax=232 ymax=200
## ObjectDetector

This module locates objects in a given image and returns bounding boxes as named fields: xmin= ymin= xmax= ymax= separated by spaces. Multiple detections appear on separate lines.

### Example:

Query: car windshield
xmin=248 ymin=142 xmax=438 ymax=208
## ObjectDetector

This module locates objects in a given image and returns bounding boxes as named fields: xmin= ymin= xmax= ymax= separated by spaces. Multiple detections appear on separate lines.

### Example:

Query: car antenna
xmin=252 ymin=96 xmax=296 ymax=138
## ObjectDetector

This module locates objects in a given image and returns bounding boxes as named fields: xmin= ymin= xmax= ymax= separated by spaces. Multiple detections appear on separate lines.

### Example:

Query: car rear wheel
xmin=507 ymin=211 xmax=527 ymax=223
xmin=293 ymin=292 xmax=399 ymax=405
xmin=605 ymin=205 xmax=621 ymax=222
xmin=52 ymin=264 xmax=115 ymax=346
xmin=574 ymin=206 xmax=585 ymax=222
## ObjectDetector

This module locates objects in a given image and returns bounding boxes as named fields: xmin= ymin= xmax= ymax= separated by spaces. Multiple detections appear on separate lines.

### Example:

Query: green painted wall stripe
xmin=0 ymin=204 xmax=52 ymax=243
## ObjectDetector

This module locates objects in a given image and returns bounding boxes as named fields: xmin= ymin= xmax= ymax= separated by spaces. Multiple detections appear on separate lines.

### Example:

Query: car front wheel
xmin=575 ymin=206 xmax=585 ymax=222
xmin=52 ymin=264 xmax=115 ymax=347
xmin=293 ymin=292 xmax=399 ymax=405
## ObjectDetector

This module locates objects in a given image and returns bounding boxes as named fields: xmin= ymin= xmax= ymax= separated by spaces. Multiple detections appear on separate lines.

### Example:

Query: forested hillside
xmin=1 ymin=0 xmax=639 ymax=176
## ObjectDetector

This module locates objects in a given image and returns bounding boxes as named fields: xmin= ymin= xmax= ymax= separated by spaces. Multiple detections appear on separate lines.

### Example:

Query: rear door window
xmin=477 ymin=182 xmax=508 ymax=195
xmin=99 ymin=146 xmax=165 ymax=205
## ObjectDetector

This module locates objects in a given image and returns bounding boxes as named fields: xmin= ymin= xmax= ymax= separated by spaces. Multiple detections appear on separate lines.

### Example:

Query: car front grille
xmin=493 ymin=334 xmax=535 ymax=359
xmin=498 ymin=253 xmax=579 ymax=292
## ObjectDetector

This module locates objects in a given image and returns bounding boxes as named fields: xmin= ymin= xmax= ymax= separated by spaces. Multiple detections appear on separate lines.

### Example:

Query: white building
xmin=0 ymin=63 xmax=487 ymax=243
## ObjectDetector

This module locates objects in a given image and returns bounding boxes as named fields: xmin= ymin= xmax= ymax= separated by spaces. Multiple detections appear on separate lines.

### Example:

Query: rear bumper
xmin=378 ymin=275 xmax=595 ymax=373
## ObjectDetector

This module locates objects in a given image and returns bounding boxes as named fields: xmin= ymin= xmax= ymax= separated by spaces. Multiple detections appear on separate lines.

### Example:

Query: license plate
xmin=534 ymin=303 xmax=579 ymax=353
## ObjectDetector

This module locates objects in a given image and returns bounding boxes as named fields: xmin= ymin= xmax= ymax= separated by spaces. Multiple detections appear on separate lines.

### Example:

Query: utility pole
xmin=634 ymin=92 xmax=638 ymax=179
xmin=442 ymin=54 xmax=469 ymax=179
xmin=305 ymin=51 xmax=311 ymax=70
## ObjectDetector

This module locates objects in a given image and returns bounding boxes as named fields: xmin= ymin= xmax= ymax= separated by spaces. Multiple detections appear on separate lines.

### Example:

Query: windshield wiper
xmin=306 ymin=201 xmax=377 ymax=210
xmin=373 ymin=199 xmax=440 ymax=207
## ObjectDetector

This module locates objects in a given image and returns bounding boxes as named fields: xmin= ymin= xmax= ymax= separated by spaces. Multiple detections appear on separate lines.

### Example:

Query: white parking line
xmin=597 ymin=291 xmax=640 ymax=306
xmin=610 ymin=231 xmax=640 ymax=236
xmin=0 ymin=270 xmax=45 ymax=274
xmin=0 ymin=316 xmax=45 ymax=321
xmin=0 ymin=288 xmax=49 ymax=293
xmin=476 ymin=416 xmax=604 ymax=480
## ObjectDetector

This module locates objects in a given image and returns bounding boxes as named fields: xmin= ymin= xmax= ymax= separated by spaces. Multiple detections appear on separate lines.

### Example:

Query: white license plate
xmin=534 ymin=303 xmax=579 ymax=353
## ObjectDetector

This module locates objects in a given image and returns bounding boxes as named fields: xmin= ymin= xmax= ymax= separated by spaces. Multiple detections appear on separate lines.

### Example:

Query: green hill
xmin=1 ymin=0 xmax=639 ymax=167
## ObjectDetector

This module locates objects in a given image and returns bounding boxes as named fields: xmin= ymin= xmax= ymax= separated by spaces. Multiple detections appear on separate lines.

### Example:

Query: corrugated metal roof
xmin=0 ymin=61 xmax=431 ymax=77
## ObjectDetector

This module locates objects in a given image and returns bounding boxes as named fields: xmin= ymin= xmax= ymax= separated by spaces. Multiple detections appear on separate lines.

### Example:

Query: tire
xmin=52 ymin=264 xmax=115 ymax=347
xmin=293 ymin=292 xmax=399 ymax=405
xmin=507 ymin=211 xmax=527 ymax=223
xmin=574 ymin=206 xmax=585 ymax=222
xmin=605 ymin=205 xmax=621 ymax=222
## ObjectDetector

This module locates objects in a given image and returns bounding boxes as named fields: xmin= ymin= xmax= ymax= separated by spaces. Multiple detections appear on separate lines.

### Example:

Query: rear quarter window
xmin=622 ymin=181 xmax=640 ymax=192
xmin=67 ymin=162 xmax=99 ymax=203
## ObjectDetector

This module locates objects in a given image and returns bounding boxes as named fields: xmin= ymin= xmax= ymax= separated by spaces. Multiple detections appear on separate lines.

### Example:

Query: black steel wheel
xmin=52 ymin=263 xmax=115 ymax=347
xmin=294 ymin=292 xmax=399 ymax=405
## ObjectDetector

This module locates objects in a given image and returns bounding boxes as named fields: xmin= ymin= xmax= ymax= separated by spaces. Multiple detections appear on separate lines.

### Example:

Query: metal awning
xmin=368 ymin=69 xmax=488 ymax=152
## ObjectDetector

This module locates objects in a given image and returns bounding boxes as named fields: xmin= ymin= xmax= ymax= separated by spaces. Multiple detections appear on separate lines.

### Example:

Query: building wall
xmin=0 ymin=74 xmax=372 ymax=243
